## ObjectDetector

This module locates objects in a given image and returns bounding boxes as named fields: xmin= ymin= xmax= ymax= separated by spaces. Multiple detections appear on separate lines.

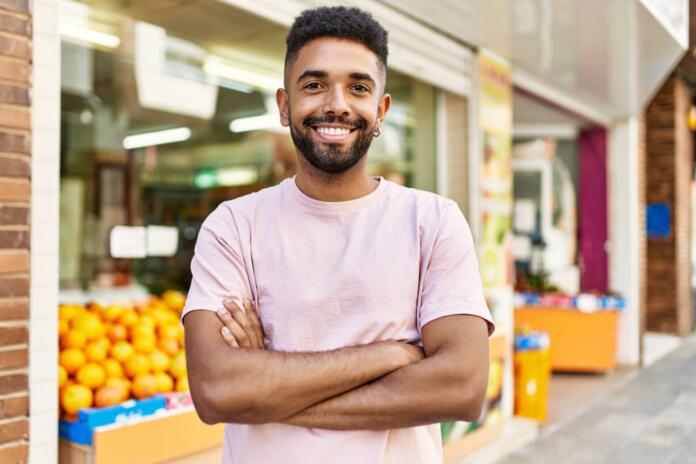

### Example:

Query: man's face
xmin=277 ymin=38 xmax=391 ymax=175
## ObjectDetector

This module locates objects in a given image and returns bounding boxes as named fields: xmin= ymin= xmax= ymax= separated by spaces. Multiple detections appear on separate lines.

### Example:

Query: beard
xmin=289 ymin=112 xmax=374 ymax=175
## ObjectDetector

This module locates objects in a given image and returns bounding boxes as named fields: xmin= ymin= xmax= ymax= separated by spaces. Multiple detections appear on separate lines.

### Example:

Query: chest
xmin=247 ymin=211 xmax=422 ymax=349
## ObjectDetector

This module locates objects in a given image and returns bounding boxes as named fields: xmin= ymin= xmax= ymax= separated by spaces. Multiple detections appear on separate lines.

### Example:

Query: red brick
xmin=0 ymin=206 xmax=27 ymax=225
xmin=0 ymin=395 xmax=27 ymax=419
xmin=0 ymin=325 xmax=25 ymax=345
xmin=0 ymin=107 xmax=28 ymax=130
xmin=0 ymin=442 xmax=27 ymax=463
xmin=0 ymin=374 xmax=26 ymax=394
xmin=0 ymin=35 xmax=28 ymax=60
xmin=0 ymin=1 xmax=28 ymax=14
xmin=0 ymin=277 xmax=27 ymax=297
xmin=0 ymin=418 xmax=27 ymax=444
xmin=0 ymin=252 xmax=27 ymax=273
xmin=0 ymin=349 xmax=24 ymax=370
xmin=0 ymin=154 xmax=28 ymax=177
xmin=0 ymin=180 xmax=29 ymax=202
xmin=0 ymin=12 xmax=29 ymax=37
xmin=0 ymin=131 xmax=28 ymax=154
xmin=0 ymin=299 xmax=26 ymax=320
xmin=0 ymin=229 xmax=27 ymax=247
xmin=0 ymin=84 xmax=27 ymax=105
xmin=0 ymin=58 xmax=28 ymax=83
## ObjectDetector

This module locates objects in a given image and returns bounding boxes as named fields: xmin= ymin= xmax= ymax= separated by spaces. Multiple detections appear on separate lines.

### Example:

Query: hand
xmin=216 ymin=297 xmax=266 ymax=349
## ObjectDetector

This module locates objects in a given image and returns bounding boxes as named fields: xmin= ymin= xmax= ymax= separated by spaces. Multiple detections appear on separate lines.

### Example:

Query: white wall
xmin=30 ymin=0 xmax=61 ymax=461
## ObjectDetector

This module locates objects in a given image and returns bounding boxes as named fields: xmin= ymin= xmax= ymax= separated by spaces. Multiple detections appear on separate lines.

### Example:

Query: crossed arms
xmin=183 ymin=300 xmax=490 ymax=430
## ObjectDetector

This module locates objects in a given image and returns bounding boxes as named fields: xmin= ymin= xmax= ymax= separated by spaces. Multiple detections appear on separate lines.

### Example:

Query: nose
xmin=322 ymin=86 xmax=350 ymax=116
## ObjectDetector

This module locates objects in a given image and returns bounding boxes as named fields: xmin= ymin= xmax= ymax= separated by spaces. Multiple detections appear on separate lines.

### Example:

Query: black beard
xmin=289 ymin=112 xmax=374 ymax=175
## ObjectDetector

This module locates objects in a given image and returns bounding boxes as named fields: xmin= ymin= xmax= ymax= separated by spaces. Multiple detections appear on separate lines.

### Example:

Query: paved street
xmin=497 ymin=335 xmax=696 ymax=464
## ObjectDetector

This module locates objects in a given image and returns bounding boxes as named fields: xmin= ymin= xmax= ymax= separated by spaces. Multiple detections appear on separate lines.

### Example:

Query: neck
xmin=294 ymin=156 xmax=379 ymax=202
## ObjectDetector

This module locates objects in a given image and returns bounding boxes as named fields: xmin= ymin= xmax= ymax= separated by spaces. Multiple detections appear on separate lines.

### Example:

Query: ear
xmin=276 ymin=88 xmax=290 ymax=127
xmin=376 ymin=93 xmax=391 ymax=128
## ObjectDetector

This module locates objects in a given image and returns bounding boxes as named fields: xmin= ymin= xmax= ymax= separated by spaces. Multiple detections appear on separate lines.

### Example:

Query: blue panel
xmin=646 ymin=203 xmax=671 ymax=238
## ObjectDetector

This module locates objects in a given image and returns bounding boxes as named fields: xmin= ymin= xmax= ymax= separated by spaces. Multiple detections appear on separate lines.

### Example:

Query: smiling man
xmin=182 ymin=6 xmax=494 ymax=464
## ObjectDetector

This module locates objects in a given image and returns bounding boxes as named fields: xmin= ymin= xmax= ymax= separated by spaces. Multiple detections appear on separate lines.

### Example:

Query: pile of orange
xmin=58 ymin=290 xmax=188 ymax=419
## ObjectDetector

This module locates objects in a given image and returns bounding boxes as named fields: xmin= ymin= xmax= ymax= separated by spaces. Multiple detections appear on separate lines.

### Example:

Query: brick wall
xmin=645 ymin=75 xmax=694 ymax=336
xmin=0 ymin=0 xmax=31 ymax=461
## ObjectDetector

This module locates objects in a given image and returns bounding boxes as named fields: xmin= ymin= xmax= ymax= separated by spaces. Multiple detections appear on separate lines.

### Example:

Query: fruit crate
xmin=59 ymin=404 xmax=223 ymax=464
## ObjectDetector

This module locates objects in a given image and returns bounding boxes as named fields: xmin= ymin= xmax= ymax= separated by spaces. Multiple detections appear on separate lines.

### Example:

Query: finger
xmin=223 ymin=300 xmax=261 ymax=349
xmin=220 ymin=326 xmax=239 ymax=348
xmin=243 ymin=298 xmax=265 ymax=347
xmin=216 ymin=306 xmax=252 ymax=348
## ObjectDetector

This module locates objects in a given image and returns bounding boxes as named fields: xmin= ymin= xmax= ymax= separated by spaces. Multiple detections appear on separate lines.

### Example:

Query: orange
xmin=158 ymin=338 xmax=180 ymax=357
xmin=95 ymin=337 xmax=111 ymax=352
xmin=59 ymin=319 xmax=69 ymax=338
xmin=124 ymin=353 xmax=151 ymax=379
xmin=102 ymin=305 xmax=125 ymax=322
xmin=72 ymin=313 xmax=105 ymax=341
xmin=60 ymin=348 xmax=86 ymax=375
xmin=132 ymin=334 xmax=156 ymax=354
xmin=58 ymin=365 xmax=68 ymax=388
xmin=105 ymin=377 xmax=131 ymax=401
xmin=59 ymin=304 xmax=82 ymax=322
xmin=61 ymin=384 xmax=93 ymax=415
xmin=94 ymin=385 xmax=123 ymax=408
xmin=102 ymin=358 xmax=124 ymax=378
xmin=84 ymin=341 xmax=108 ymax=363
xmin=139 ymin=315 xmax=157 ymax=329
xmin=175 ymin=376 xmax=189 ymax=392
xmin=107 ymin=324 xmax=128 ymax=343
xmin=162 ymin=290 xmax=186 ymax=312
xmin=169 ymin=351 xmax=187 ymax=379
xmin=149 ymin=350 xmax=170 ymax=373
xmin=130 ymin=323 xmax=155 ymax=340
xmin=118 ymin=310 xmax=139 ymax=328
xmin=76 ymin=362 xmax=106 ymax=389
xmin=110 ymin=341 xmax=135 ymax=364
xmin=154 ymin=372 xmax=174 ymax=393
xmin=157 ymin=323 xmax=180 ymax=341
xmin=60 ymin=330 xmax=86 ymax=350
xmin=131 ymin=374 xmax=158 ymax=399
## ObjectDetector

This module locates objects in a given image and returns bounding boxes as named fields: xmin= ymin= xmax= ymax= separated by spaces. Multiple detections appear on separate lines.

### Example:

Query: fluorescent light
xmin=60 ymin=25 xmax=121 ymax=48
xmin=123 ymin=127 xmax=191 ymax=150
xmin=204 ymin=59 xmax=282 ymax=92
xmin=217 ymin=168 xmax=258 ymax=186
xmin=229 ymin=114 xmax=284 ymax=133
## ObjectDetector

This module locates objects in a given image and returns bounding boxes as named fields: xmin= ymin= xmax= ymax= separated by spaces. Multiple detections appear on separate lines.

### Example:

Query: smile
xmin=311 ymin=125 xmax=357 ymax=142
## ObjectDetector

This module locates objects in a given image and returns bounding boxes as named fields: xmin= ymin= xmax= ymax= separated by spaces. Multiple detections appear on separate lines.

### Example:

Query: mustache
xmin=303 ymin=115 xmax=367 ymax=131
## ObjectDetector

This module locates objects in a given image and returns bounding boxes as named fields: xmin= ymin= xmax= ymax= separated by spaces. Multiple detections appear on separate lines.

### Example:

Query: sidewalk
xmin=496 ymin=334 xmax=696 ymax=464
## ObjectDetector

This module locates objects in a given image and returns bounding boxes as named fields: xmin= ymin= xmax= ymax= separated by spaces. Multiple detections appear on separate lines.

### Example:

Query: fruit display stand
xmin=442 ymin=332 xmax=507 ymax=463
xmin=514 ymin=293 xmax=625 ymax=372
xmin=59 ymin=398 xmax=223 ymax=464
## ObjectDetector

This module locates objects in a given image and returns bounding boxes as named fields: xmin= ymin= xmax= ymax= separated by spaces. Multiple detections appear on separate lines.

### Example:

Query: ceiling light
xmin=123 ymin=127 xmax=191 ymax=150
xmin=204 ymin=58 xmax=282 ymax=92
xmin=60 ymin=24 xmax=121 ymax=48
xmin=229 ymin=114 xmax=283 ymax=133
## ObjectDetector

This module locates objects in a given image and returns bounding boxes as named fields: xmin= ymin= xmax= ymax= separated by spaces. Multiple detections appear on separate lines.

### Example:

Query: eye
xmin=304 ymin=81 xmax=322 ymax=90
xmin=352 ymin=84 xmax=369 ymax=93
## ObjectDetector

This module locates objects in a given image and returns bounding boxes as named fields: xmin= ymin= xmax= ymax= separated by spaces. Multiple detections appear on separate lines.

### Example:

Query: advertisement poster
xmin=479 ymin=51 xmax=514 ymax=296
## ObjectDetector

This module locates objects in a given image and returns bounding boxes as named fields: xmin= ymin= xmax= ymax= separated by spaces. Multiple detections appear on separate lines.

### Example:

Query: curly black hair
xmin=285 ymin=7 xmax=388 ymax=70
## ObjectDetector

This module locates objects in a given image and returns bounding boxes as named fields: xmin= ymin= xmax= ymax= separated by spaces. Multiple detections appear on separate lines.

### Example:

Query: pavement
xmin=496 ymin=334 xmax=696 ymax=464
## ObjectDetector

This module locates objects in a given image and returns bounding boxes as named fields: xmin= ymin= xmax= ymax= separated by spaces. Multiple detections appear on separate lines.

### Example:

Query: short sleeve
xmin=182 ymin=205 xmax=252 ymax=322
xmin=418 ymin=202 xmax=495 ymax=336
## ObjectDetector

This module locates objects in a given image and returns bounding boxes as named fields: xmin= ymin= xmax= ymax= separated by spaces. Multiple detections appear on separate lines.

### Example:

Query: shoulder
xmin=204 ymin=182 xmax=285 ymax=225
xmin=385 ymin=182 xmax=464 ymax=223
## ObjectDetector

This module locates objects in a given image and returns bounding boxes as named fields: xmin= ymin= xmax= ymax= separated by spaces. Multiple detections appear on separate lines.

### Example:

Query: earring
xmin=373 ymin=126 xmax=381 ymax=137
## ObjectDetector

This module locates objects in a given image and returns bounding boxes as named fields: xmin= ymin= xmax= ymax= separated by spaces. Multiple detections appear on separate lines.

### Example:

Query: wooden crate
xmin=59 ymin=408 xmax=223 ymax=464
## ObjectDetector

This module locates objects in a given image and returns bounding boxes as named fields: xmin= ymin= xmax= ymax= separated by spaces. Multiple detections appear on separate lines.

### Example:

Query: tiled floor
xmin=496 ymin=334 xmax=696 ymax=464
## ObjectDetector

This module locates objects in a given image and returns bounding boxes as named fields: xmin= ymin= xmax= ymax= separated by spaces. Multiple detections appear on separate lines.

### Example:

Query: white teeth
xmin=317 ymin=127 xmax=350 ymax=136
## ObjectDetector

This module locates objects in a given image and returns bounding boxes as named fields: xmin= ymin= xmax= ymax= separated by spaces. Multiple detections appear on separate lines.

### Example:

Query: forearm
xmin=283 ymin=352 xmax=484 ymax=430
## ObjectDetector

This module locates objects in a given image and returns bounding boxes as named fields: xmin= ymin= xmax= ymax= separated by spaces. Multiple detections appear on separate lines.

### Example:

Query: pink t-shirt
xmin=183 ymin=176 xmax=494 ymax=464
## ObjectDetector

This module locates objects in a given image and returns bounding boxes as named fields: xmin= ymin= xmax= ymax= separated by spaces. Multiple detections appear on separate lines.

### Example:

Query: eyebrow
xmin=296 ymin=70 xmax=377 ymax=87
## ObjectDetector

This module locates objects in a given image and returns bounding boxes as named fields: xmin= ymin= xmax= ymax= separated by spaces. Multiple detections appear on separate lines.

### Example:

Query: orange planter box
xmin=515 ymin=306 xmax=619 ymax=372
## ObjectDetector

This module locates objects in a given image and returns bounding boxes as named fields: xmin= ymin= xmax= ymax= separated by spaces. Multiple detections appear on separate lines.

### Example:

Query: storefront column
xmin=608 ymin=117 xmax=644 ymax=366
xmin=30 ymin=0 xmax=61 ymax=461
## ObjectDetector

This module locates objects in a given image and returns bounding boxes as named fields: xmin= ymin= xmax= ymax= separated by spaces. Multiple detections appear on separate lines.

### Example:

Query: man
xmin=183 ymin=6 xmax=494 ymax=463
